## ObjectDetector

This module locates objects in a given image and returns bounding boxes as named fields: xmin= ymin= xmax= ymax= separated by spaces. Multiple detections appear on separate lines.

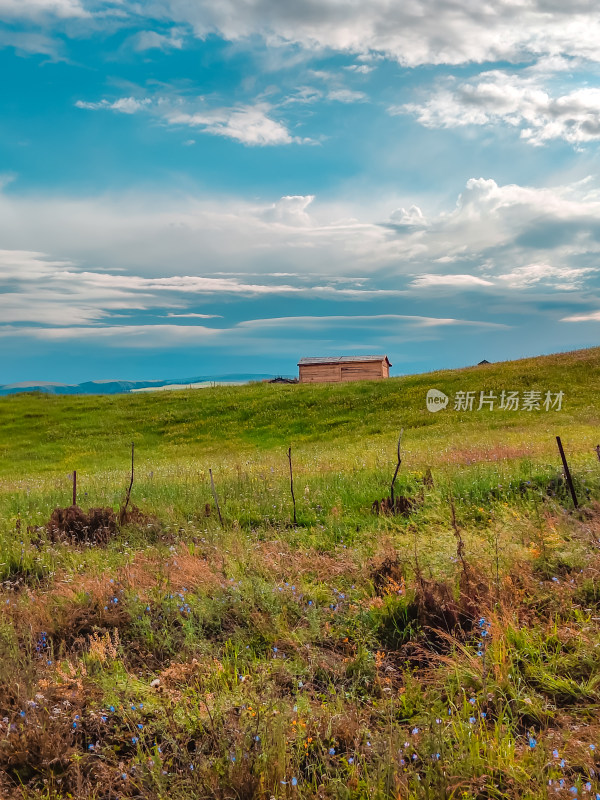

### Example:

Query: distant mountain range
xmin=0 ymin=374 xmax=281 ymax=396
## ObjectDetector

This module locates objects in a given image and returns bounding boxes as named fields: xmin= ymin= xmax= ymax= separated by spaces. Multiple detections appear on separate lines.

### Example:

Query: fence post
xmin=556 ymin=436 xmax=578 ymax=509
xmin=288 ymin=446 xmax=297 ymax=525
xmin=209 ymin=469 xmax=224 ymax=528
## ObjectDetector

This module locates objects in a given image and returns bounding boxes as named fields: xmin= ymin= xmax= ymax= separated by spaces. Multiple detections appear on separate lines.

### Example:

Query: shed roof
xmin=298 ymin=355 xmax=391 ymax=367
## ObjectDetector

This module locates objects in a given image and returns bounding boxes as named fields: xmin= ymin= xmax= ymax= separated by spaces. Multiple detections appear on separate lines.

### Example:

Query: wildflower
xmin=88 ymin=744 xmax=94 ymax=750
xmin=553 ymin=749 xmax=559 ymax=758
xmin=469 ymin=698 xmax=476 ymax=705
xmin=348 ymin=757 xmax=354 ymax=764
xmin=329 ymin=747 xmax=335 ymax=755
xmin=586 ymin=784 xmax=592 ymax=792
xmin=469 ymin=717 xmax=476 ymax=724
xmin=132 ymin=737 xmax=138 ymax=744
xmin=109 ymin=706 xmax=115 ymax=713
xmin=529 ymin=737 xmax=537 ymax=749
xmin=137 ymin=723 xmax=143 ymax=730
xmin=591 ymin=745 xmax=596 ymax=751
xmin=412 ymin=727 xmax=419 ymax=735
xmin=121 ymin=773 xmax=127 ymax=780
xmin=291 ymin=777 xmax=298 ymax=786
xmin=19 ymin=711 xmax=25 ymax=718
xmin=570 ymin=788 xmax=578 ymax=795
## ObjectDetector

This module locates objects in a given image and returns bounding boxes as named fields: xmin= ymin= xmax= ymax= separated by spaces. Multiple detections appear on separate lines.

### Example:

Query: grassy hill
xmin=1 ymin=347 xmax=600 ymax=799
xmin=1 ymin=345 xmax=598 ymax=477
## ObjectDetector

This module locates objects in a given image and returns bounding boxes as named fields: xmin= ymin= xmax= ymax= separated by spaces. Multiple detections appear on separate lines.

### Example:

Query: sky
xmin=1 ymin=0 xmax=600 ymax=383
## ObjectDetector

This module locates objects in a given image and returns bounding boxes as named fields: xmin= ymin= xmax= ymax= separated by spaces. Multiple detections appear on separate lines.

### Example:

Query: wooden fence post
xmin=556 ymin=436 xmax=578 ymax=509
xmin=120 ymin=442 xmax=135 ymax=523
xmin=390 ymin=429 xmax=404 ymax=505
xmin=288 ymin=446 xmax=297 ymax=525
xmin=209 ymin=469 xmax=224 ymax=528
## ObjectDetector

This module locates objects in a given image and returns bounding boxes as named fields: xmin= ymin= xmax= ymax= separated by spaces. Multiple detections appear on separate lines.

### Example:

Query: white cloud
xmin=327 ymin=89 xmax=367 ymax=103
xmin=127 ymin=0 xmax=600 ymax=67
xmin=498 ymin=263 xmax=597 ymax=289
xmin=238 ymin=314 xmax=506 ymax=330
xmin=76 ymin=94 xmax=308 ymax=146
xmin=261 ymin=195 xmax=315 ymax=225
xmin=561 ymin=310 xmax=600 ymax=322
xmin=0 ymin=311 xmax=507 ymax=349
xmin=0 ymin=28 xmax=65 ymax=57
xmin=0 ymin=0 xmax=88 ymax=19
xmin=388 ymin=205 xmax=428 ymax=230
xmin=0 ymin=324 xmax=221 ymax=346
xmin=165 ymin=312 xmax=222 ymax=318
xmin=395 ymin=70 xmax=600 ymax=146
xmin=8 ymin=0 xmax=600 ymax=72
xmin=75 ymin=97 xmax=151 ymax=114
xmin=130 ymin=28 xmax=184 ymax=51
xmin=168 ymin=104 xmax=304 ymax=146
xmin=409 ymin=274 xmax=494 ymax=288
xmin=344 ymin=64 xmax=374 ymax=74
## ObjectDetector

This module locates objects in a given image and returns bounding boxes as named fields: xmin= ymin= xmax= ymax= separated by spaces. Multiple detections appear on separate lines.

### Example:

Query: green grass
xmin=1 ymin=347 xmax=600 ymax=799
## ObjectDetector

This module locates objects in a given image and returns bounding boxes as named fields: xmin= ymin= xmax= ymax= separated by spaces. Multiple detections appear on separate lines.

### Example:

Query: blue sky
xmin=1 ymin=0 xmax=600 ymax=383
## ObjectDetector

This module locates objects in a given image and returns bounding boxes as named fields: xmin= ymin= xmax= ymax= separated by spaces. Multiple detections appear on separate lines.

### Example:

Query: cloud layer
xmin=7 ymin=0 xmax=600 ymax=68
xmin=397 ymin=69 xmax=600 ymax=145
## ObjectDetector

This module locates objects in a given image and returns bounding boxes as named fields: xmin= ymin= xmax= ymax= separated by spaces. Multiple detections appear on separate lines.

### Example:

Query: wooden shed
xmin=298 ymin=355 xmax=391 ymax=384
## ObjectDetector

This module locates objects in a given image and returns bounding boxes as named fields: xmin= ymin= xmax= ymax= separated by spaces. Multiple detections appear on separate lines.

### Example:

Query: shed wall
xmin=299 ymin=361 xmax=386 ymax=383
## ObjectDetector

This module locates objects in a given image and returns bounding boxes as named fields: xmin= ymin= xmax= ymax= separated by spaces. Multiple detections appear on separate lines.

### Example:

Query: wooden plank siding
xmin=298 ymin=356 xmax=390 ymax=384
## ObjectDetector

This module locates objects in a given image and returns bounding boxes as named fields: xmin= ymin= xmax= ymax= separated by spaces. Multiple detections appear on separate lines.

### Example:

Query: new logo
xmin=426 ymin=389 xmax=449 ymax=413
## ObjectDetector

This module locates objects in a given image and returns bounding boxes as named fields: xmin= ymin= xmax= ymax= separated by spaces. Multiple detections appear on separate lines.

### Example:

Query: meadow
xmin=1 ymin=347 xmax=600 ymax=799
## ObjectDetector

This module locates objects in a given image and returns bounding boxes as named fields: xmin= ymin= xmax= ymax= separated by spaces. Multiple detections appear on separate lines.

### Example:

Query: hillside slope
xmin=0 ymin=346 xmax=598 ymax=477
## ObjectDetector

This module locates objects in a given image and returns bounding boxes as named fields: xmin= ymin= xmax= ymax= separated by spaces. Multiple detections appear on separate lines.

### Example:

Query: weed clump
xmin=46 ymin=505 xmax=118 ymax=546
